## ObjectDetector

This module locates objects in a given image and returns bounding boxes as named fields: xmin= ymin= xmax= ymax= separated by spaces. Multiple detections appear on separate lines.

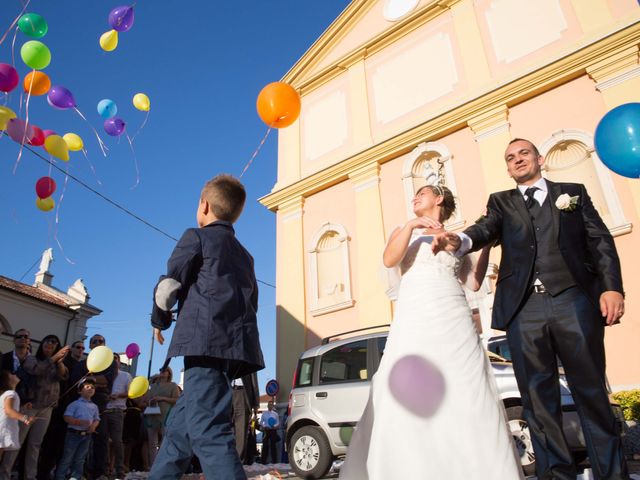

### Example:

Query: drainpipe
xmin=64 ymin=309 xmax=79 ymax=345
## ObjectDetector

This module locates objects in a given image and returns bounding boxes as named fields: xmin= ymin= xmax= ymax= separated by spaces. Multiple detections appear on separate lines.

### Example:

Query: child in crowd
xmin=55 ymin=379 xmax=100 ymax=480
xmin=0 ymin=370 xmax=33 ymax=454
xmin=149 ymin=174 xmax=265 ymax=480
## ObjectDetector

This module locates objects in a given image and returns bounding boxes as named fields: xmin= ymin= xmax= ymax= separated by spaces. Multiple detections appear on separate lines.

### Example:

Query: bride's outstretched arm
xmin=458 ymin=245 xmax=492 ymax=291
xmin=383 ymin=216 xmax=441 ymax=267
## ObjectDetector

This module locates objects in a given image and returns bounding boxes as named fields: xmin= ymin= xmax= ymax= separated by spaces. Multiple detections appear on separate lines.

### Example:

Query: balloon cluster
xmin=95 ymin=93 xmax=150 ymax=137
xmin=100 ymin=5 xmax=135 ymax=52
xmin=83 ymin=343 xmax=148 ymax=399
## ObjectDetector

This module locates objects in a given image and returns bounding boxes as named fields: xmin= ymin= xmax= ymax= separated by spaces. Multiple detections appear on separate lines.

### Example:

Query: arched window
xmin=0 ymin=314 xmax=11 ymax=336
xmin=401 ymin=142 xmax=465 ymax=230
xmin=539 ymin=130 xmax=631 ymax=236
xmin=308 ymin=223 xmax=354 ymax=316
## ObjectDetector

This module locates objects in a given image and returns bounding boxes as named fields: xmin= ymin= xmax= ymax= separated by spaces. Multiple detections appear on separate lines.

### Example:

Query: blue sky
xmin=1 ymin=1 xmax=350 ymax=393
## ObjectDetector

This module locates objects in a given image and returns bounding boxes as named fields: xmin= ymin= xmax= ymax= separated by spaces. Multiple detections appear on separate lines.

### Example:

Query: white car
xmin=285 ymin=328 xmax=624 ymax=479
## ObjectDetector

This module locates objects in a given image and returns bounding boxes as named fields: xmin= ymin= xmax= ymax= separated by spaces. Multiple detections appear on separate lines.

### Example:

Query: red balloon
xmin=28 ymin=125 xmax=45 ymax=146
xmin=35 ymin=176 xmax=56 ymax=199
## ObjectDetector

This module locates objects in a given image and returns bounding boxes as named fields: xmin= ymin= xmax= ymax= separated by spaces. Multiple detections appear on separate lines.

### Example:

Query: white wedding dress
xmin=339 ymin=233 xmax=524 ymax=479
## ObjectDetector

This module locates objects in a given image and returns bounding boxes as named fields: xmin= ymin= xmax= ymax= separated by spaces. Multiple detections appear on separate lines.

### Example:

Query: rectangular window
xmin=319 ymin=340 xmax=368 ymax=384
xmin=295 ymin=358 xmax=314 ymax=387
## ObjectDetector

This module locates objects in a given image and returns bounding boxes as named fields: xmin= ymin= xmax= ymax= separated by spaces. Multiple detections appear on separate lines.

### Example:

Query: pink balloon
xmin=42 ymin=129 xmax=57 ymax=137
xmin=0 ymin=63 xmax=19 ymax=93
xmin=388 ymin=355 xmax=446 ymax=417
xmin=125 ymin=342 xmax=140 ymax=359
xmin=6 ymin=118 xmax=36 ymax=144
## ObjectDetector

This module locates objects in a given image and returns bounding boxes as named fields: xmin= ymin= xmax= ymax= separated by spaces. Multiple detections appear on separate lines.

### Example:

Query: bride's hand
xmin=407 ymin=216 xmax=442 ymax=231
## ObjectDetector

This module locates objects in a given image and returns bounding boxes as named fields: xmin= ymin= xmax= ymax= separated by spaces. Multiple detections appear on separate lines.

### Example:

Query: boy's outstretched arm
xmin=150 ymin=228 xmax=202 ymax=332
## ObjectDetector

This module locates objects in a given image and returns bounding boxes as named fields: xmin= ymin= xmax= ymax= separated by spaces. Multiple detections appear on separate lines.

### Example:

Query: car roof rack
xmin=321 ymin=324 xmax=391 ymax=345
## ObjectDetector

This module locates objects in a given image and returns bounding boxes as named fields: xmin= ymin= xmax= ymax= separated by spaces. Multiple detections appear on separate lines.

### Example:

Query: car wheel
xmin=506 ymin=405 xmax=536 ymax=477
xmin=289 ymin=425 xmax=333 ymax=479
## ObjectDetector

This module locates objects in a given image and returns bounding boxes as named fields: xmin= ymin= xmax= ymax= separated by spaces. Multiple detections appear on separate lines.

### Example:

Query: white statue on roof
xmin=37 ymin=248 xmax=54 ymax=275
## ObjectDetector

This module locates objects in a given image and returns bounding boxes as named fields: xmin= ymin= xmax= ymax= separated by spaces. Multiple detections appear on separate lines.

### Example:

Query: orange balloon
xmin=23 ymin=71 xmax=51 ymax=96
xmin=256 ymin=82 xmax=301 ymax=128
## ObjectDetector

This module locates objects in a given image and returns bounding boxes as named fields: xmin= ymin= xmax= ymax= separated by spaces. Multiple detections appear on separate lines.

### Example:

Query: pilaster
xmin=275 ymin=196 xmax=306 ymax=402
xmin=348 ymin=163 xmax=393 ymax=327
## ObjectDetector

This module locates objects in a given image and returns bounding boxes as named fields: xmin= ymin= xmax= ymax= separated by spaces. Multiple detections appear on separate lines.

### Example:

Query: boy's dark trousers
xmin=149 ymin=357 xmax=246 ymax=480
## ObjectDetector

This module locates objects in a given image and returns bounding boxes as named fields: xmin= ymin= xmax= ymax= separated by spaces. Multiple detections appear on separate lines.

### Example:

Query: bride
xmin=339 ymin=184 xmax=523 ymax=479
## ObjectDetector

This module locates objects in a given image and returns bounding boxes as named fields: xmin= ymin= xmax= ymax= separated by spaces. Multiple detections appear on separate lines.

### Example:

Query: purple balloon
xmin=125 ymin=342 xmax=140 ymax=359
xmin=108 ymin=5 xmax=135 ymax=32
xmin=388 ymin=355 xmax=446 ymax=417
xmin=0 ymin=63 xmax=19 ymax=93
xmin=47 ymin=85 xmax=77 ymax=110
xmin=6 ymin=118 xmax=36 ymax=144
xmin=104 ymin=117 xmax=126 ymax=136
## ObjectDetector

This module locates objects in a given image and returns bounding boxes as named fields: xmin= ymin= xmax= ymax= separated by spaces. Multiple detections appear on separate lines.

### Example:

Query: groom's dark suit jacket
xmin=464 ymin=180 xmax=623 ymax=330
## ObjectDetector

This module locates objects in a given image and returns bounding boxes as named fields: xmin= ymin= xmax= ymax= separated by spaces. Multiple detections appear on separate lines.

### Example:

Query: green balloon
xmin=17 ymin=13 xmax=48 ymax=39
xmin=20 ymin=41 xmax=51 ymax=70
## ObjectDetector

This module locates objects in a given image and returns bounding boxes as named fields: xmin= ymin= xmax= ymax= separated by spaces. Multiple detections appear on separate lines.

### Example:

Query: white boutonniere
xmin=555 ymin=194 xmax=579 ymax=212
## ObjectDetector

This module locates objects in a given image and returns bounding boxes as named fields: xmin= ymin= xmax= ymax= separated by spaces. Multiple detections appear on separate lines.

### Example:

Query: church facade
xmin=260 ymin=0 xmax=640 ymax=402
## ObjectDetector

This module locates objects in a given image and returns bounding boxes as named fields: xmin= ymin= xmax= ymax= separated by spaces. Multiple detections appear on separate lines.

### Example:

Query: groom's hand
xmin=432 ymin=232 xmax=461 ymax=254
xmin=600 ymin=291 xmax=624 ymax=325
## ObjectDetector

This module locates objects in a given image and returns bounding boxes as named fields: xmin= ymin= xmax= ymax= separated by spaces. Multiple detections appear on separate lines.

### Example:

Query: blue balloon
xmin=594 ymin=103 xmax=640 ymax=178
xmin=97 ymin=99 xmax=117 ymax=119
xmin=267 ymin=417 xmax=276 ymax=427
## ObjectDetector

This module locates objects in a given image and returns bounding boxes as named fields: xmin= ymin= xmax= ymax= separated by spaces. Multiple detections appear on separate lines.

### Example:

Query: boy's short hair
xmin=78 ymin=378 xmax=96 ymax=392
xmin=201 ymin=174 xmax=246 ymax=223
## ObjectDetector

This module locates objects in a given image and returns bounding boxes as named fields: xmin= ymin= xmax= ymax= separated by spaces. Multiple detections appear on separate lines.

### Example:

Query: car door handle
xmin=315 ymin=392 xmax=328 ymax=398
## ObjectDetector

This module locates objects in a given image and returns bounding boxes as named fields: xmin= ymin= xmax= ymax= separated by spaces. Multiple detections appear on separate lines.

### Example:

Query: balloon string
xmin=10 ymin=25 xmax=19 ymax=66
xmin=55 ymin=166 xmax=69 ymax=225
xmin=12 ymin=72 xmax=35 ymax=174
xmin=81 ymin=149 xmax=102 ymax=186
xmin=33 ymin=374 xmax=88 ymax=419
xmin=74 ymin=107 xmax=108 ymax=157
xmin=239 ymin=126 xmax=273 ymax=178
xmin=0 ymin=0 xmax=29 ymax=47
xmin=54 ymin=169 xmax=75 ymax=265
xmin=130 ymin=111 xmax=149 ymax=144
xmin=125 ymin=133 xmax=140 ymax=189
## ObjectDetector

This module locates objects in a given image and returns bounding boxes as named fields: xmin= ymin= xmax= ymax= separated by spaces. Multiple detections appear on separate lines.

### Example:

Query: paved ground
xmin=123 ymin=458 xmax=640 ymax=479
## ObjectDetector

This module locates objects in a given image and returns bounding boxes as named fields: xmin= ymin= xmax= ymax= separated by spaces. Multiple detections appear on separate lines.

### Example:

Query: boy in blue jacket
xmin=149 ymin=174 xmax=265 ymax=480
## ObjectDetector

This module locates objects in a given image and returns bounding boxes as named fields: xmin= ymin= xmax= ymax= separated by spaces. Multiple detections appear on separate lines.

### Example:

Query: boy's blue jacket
xmin=151 ymin=221 xmax=265 ymax=378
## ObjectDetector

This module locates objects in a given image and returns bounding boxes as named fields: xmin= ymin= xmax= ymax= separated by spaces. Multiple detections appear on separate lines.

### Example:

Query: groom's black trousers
xmin=506 ymin=286 xmax=628 ymax=480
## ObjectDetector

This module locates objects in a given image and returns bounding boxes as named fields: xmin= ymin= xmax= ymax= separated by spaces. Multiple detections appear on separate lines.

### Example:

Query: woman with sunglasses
xmin=14 ymin=335 xmax=69 ymax=480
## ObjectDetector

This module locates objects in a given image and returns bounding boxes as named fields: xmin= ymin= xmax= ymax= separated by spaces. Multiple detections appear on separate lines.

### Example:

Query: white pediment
xmin=288 ymin=0 xmax=436 ymax=86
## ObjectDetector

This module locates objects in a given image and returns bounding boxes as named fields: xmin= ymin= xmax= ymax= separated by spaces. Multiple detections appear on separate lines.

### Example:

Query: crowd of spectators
xmin=0 ymin=330 xmax=276 ymax=480
xmin=0 ymin=331 xmax=182 ymax=480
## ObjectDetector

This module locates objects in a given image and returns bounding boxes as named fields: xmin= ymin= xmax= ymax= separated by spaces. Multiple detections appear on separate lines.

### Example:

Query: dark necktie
xmin=524 ymin=186 xmax=539 ymax=209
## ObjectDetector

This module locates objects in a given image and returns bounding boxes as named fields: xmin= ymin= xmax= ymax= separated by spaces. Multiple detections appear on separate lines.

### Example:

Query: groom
xmin=434 ymin=138 xmax=627 ymax=480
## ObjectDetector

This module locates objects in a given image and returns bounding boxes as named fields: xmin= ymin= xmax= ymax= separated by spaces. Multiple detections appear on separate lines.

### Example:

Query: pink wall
xmin=303 ymin=180 xmax=361 ymax=345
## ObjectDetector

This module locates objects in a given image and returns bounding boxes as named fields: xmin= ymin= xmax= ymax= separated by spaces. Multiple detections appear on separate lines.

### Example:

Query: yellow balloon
xmin=133 ymin=93 xmax=150 ymax=112
xmin=128 ymin=376 xmax=150 ymax=399
xmin=36 ymin=196 xmax=54 ymax=212
xmin=63 ymin=132 xmax=84 ymax=152
xmin=87 ymin=345 xmax=114 ymax=373
xmin=99 ymin=30 xmax=118 ymax=52
xmin=44 ymin=135 xmax=70 ymax=161
xmin=0 ymin=106 xmax=17 ymax=130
